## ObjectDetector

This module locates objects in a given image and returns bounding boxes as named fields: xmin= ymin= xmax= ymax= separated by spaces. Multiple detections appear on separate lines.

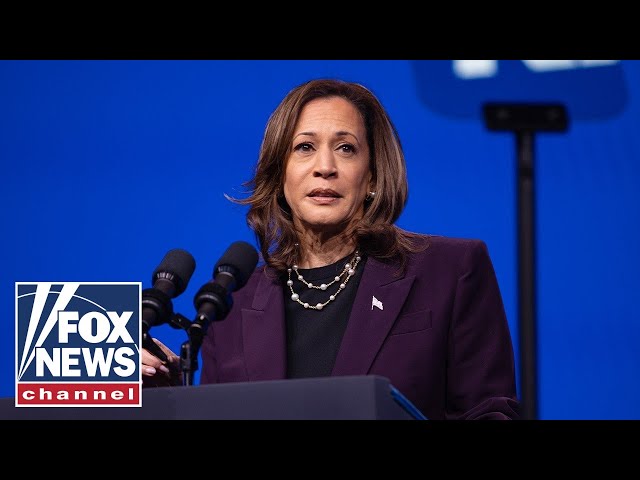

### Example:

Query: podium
xmin=0 ymin=375 xmax=424 ymax=420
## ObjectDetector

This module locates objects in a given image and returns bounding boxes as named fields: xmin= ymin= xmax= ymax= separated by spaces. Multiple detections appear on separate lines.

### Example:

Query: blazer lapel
xmin=241 ymin=268 xmax=287 ymax=381
xmin=331 ymin=257 xmax=416 ymax=376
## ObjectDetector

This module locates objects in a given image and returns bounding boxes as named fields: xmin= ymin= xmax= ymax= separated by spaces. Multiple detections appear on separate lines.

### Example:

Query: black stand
xmin=483 ymin=103 xmax=568 ymax=420
xmin=142 ymin=310 xmax=200 ymax=386
xmin=162 ymin=313 xmax=201 ymax=386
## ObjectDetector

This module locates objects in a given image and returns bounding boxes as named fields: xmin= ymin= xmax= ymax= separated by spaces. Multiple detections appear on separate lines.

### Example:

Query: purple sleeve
xmin=199 ymin=326 xmax=219 ymax=384
xmin=446 ymin=240 xmax=520 ymax=420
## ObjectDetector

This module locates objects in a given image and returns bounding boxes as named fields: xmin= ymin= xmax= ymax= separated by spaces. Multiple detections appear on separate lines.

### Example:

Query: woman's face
xmin=283 ymin=96 xmax=372 ymax=235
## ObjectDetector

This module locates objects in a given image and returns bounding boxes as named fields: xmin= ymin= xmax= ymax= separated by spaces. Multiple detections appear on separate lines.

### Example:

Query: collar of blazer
xmin=241 ymin=256 xmax=416 ymax=381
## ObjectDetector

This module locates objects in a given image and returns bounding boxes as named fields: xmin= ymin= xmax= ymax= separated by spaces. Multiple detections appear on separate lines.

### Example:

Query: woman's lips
xmin=307 ymin=189 xmax=341 ymax=204
xmin=308 ymin=196 xmax=340 ymax=204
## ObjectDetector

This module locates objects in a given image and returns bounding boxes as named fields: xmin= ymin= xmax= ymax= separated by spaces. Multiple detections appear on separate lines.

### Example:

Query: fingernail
xmin=145 ymin=366 xmax=156 ymax=375
xmin=159 ymin=365 xmax=170 ymax=374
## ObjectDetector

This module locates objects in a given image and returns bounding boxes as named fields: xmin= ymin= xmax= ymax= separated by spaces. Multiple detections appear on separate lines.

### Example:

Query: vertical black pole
xmin=516 ymin=131 xmax=537 ymax=420
xmin=483 ymin=102 xmax=568 ymax=421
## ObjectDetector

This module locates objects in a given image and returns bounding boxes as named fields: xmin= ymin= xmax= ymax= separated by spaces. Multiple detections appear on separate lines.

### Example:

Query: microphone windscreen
xmin=213 ymin=241 xmax=259 ymax=290
xmin=152 ymin=249 xmax=196 ymax=295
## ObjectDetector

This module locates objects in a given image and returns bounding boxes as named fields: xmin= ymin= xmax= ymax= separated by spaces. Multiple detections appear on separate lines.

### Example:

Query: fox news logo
xmin=15 ymin=282 xmax=142 ymax=407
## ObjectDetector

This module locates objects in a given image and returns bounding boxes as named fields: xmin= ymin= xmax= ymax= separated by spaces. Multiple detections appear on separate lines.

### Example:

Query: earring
xmin=365 ymin=191 xmax=376 ymax=201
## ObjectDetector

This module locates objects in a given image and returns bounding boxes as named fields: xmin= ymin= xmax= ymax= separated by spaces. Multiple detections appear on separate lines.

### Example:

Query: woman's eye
xmin=340 ymin=144 xmax=355 ymax=153
xmin=294 ymin=143 xmax=313 ymax=152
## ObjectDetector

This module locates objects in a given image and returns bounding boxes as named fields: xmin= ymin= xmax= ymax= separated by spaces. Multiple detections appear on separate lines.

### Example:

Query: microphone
xmin=179 ymin=241 xmax=258 ymax=385
xmin=191 ymin=241 xmax=259 ymax=333
xmin=141 ymin=248 xmax=196 ymax=334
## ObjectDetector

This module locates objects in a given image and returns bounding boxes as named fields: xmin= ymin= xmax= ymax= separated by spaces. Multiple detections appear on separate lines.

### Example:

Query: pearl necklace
xmin=287 ymin=250 xmax=361 ymax=310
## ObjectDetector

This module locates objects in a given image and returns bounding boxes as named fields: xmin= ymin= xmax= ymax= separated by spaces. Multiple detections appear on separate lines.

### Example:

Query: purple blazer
xmin=200 ymin=235 xmax=520 ymax=420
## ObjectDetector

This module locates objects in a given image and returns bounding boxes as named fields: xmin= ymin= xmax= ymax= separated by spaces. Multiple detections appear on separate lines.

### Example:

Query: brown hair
xmin=228 ymin=78 xmax=424 ymax=274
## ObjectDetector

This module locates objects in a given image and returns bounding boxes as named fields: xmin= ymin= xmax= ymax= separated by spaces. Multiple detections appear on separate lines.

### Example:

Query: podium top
xmin=0 ymin=375 xmax=424 ymax=420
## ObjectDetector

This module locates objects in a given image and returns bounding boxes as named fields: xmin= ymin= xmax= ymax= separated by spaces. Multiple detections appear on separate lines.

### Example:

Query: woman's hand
xmin=141 ymin=338 xmax=182 ymax=387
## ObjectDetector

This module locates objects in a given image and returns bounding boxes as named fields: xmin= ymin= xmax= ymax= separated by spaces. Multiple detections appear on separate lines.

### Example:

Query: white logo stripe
xmin=18 ymin=283 xmax=52 ymax=378
xmin=18 ymin=283 xmax=79 ymax=379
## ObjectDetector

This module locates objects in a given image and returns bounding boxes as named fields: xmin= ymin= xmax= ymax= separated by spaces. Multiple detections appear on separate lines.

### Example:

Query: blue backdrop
xmin=2 ymin=60 xmax=638 ymax=419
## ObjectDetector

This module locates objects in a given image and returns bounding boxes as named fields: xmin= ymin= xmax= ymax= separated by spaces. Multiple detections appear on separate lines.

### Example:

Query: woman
xmin=143 ymin=78 xmax=520 ymax=420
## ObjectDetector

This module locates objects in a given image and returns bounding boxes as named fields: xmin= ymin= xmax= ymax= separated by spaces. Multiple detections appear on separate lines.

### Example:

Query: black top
xmin=284 ymin=251 xmax=367 ymax=379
